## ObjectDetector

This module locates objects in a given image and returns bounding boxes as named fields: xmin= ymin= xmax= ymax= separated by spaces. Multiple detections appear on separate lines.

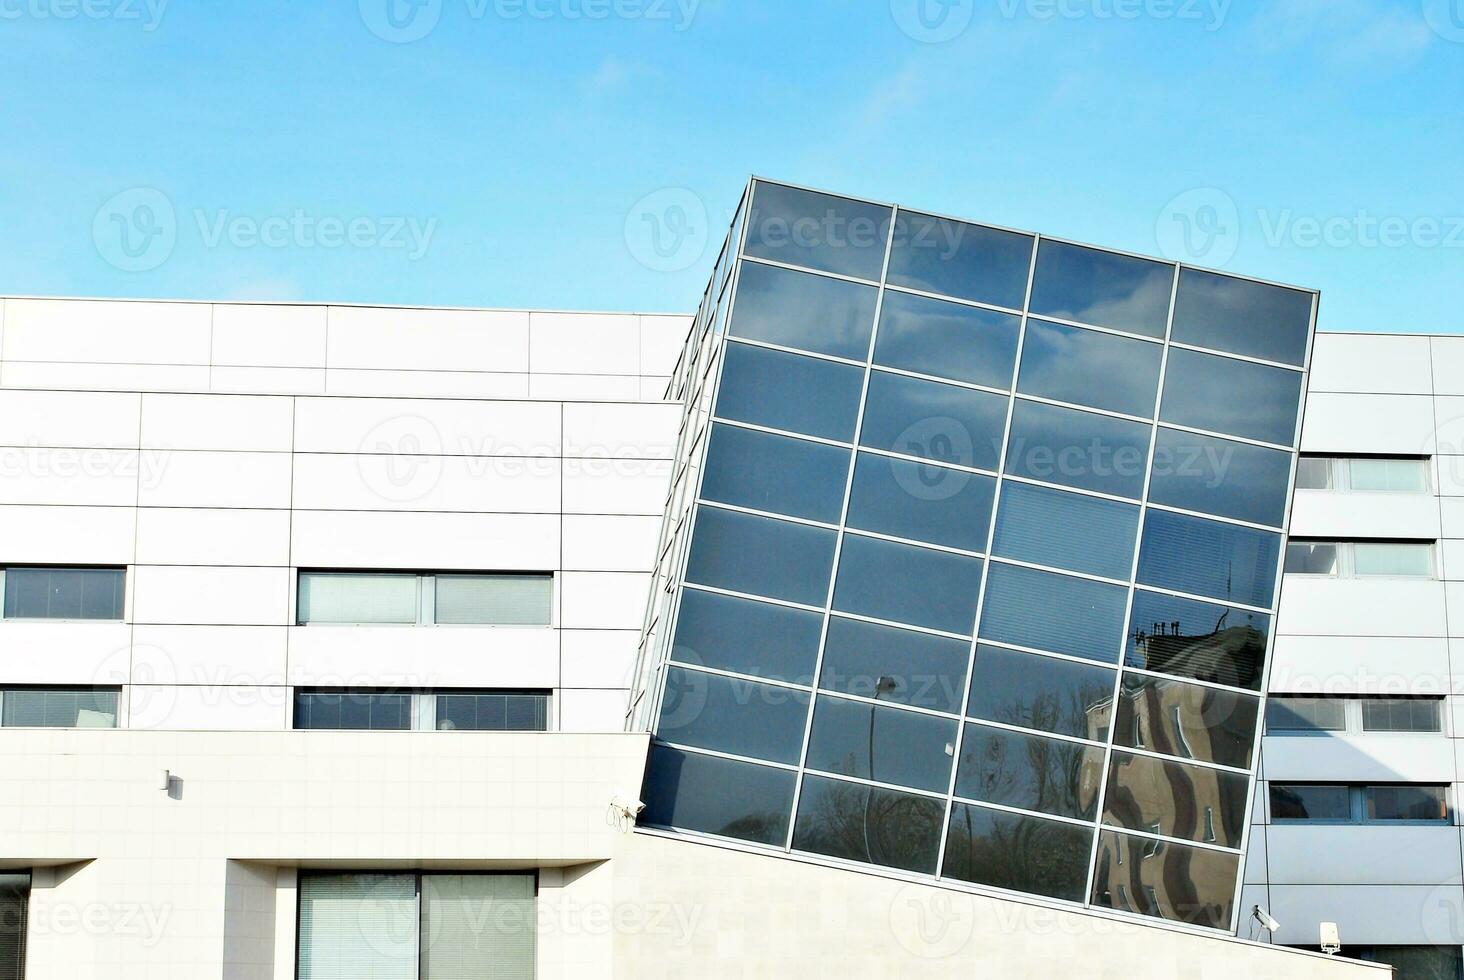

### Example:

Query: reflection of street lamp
xmin=864 ymin=676 xmax=899 ymax=863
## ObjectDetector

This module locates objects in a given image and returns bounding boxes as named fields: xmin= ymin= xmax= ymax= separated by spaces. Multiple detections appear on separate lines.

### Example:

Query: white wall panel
xmin=289 ymin=510 xmax=559 ymax=569
xmin=562 ymin=458 xmax=671 ymax=515
xmin=641 ymin=315 xmax=692 ymax=377
xmin=0 ymin=360 xmax=211 ymax=392
xmin=324 ymin=368 xmax=530 ymax=400
xmin=0 ymin=448 xmax=138 ymax=506
xmin=326 ymin=306 xmax=529 ymax=373
xmin=0 ymin=505 xmax=135 ymax=565
xmin=561 ymin=515 xmax=660 ymax=571
xmin=131 ymin=565 xmax=291 ymax=626
xmin=1308 ymin=334 xmax=1432 ymax=394
xmin=528 ymin=312 xmax=639 ymax=375
xmin=1264 ymin=826 xmax=1462 ymax=885
xmin=557 ymin=688 xmax=629 ymax=732
xmin=560 ymin=630 xmax=639 ymax=690
xmin=1300 ymin=393 xmax=1437 ymax=455
xmin=0 ymin=623 xmax=132 ymax=684
xmin=1266 ymin=884 xmax=1464 ymax=946
xmin=1433 ymin=336 xmax=1464 ymax=396
xmin=211 ymin=304 xmax=327 ymax=368
xmin=140 ymin=393 xmax=294 ymax=452
xmin=286 ymin=626 xmax=558 ymax=688
xmin=0 ymin=389 xmax=140 ymax=448
xmin=1276 ymin=578 xmax=1447 ymax=638
xmin=1260 ymin=735 xmax=1455 ymax=782
xmin=1289 ymin=490 xmax=1440 ymax=540
xmin=134 ymin=508 xmax=291 ymax=566
xmin=1269 ymin=635 xmax=1451 ymax=694
xmin=560 ymin=572 xmax=653 ymax=630
xmin=291 ymin=453 xmax=561 ymax=513
xmin=293 ymin=397 xmax=559 ymax=457
xmin=131 ymin=625 xmax=289 ymax=687
xmin=126 ymin=684 xmax=288 ymax=731
xmin=528 ymin=374 xmax=643 ymax=401
xmin=210 ymin=365 xmax=325 ymax=395
xmin=137 ymin=451 xmax=293 ymax=509
xmin=563 ymin=403 xmax=679 ymax=459
xmin=2 ymin=298 xmax=212 ymax=364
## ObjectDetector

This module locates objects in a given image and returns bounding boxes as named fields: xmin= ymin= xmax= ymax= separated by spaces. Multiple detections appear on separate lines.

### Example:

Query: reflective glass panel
xmin=872 ymin=290 xmax=1020 ymax=389
xmin=1112 ymin=673 xmax=1259 ymax=770
xmin=979 ymin=563 xmax=1127 ymax=663
xmin=1284 ymin=541 xmax=1339 ymax=575
xmin=1294 ymin=457 xmax=1333 ymax=489
xmin=1361 ymin=698 xmax=1442 ymax=733
xmin=1136 ymin=509 xmax=1280 ymax=609
xmin=1357 ymin=945 xmax=1464 ymax=980
xmin=715 ymin=342 xmax=864 ymax=442
xmin=1171 ymin=268 xmax=1313 ymax=366
xmin=1017 ymin=318 xmax=1163 ymax=418
xmin=297 ymin=572 xmax=417 ymax=625
xmin=966 ymin=645 xmax=1116 ymax=740
xmin=886 ymin=210 xmax=1034 ymax=309
xmin=805 ymin=696 xmax=958 ymax=793
xmin=1090 ymin=829 xmax=1239 ymax=930
xmin=1102 ymin=750 xmax=1249 ymax=847
xmin=1354 ymin=543 xmax=1434 ymax=577
xmin=744 ymin=181 xmax=892 ymax=281
xmin=792 ymin=774 xmax=944 ymax=874
xmin=684 ymin=506 xmax=837 ymax=607
xmin=2 ymin=566 xmax=125 ymax=620
xmin=1125 ymin=589 xmax=1270 ymax=691
xmin=656 ymin=667 xmax=810 ymax=765
xmin=433 ymin=573 xmax=552 ymax=625
xmin=700 ymin=423 xmax=851 ymax=524
xmin=1266 ymin=697 xmax=1346 ymax=733
xmin=832 ymin=535 xmax=983 ymax=636
xmin=943 ymin=802 xmax=1092 ymax=902
xmin=294 ymin=692 xmax=411 ymax=731
xmin=954 ymin=722 xmax=1102 ymax=820
xmin=991 ymin=481 xmax=1139 ymax=580
xmin=859 ymin=371 xmax=1007 ymax=472
xmin=1349 ymin=458 xmax=1429 ymax=492
xmin=1004 ymin=399 xmax=1151 ymax=499
xmin=1159 ymin=348 xmax=1303 ymax=446
xmin=819 ymin=616 xmax=970 ymax=713
xmin=728 ymin=259 xmax=879 ymax=360
xmin=640 ymin=745 xmax=795 ymax=846
xmin=1149 ymin=428 xmax=1293 ymax=528
xmin=1365 ymin=785 xmax=1448 ymax=821
xmin=435 ymin=692 xmax=548 ymax=732
xmin=671 ymin=589 xmax=824 ymax=684
xmin=1269 ymin=784 xmax=1349 ymax=821
xmin=845 ymin=452 xmax=995 ymax=553
xmin=1028 ymin=240 xmax=1173 ymax=338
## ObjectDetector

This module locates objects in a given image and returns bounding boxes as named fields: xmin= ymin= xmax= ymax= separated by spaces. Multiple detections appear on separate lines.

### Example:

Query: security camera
xmin=1252 ymin=905 xmax=1281 ymax=933
xmin=608 ymin=793 xmax=646 ymax=831
xmin=1320 ymin=921 xmax=1341 ymax=955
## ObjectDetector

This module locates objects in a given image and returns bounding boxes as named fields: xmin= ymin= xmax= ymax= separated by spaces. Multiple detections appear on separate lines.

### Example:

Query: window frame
xmin=295 ymin=570 xmax=555 ymax=628
xmin=1269 ymin=782 xmax=1451 ymax=825
xmin=0 ymin=686 xmax=123 ymax=729
xmin=0 ymin=565 xmax=128 ymax=623
xmin=1294 ymin=455 xmax=1432 ymax=493
xmin=1266 ymin=695 xmax=1445 ymax=736
xmin=1283 ymin=540 xmax=1437 ymax=580
xmin=291 ymin=689 xmax=553 ymax=732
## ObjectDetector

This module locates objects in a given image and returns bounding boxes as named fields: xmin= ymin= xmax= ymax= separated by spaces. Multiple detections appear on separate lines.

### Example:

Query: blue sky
xmin=0 ymin=0 xmax=1460 ymax=331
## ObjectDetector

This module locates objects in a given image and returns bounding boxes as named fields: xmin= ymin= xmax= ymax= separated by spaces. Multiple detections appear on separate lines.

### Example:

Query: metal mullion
xmin=1011 ymin=390 xmax=1156 ymax=425
xmin=1154 ymin=419 xmax=1295 ymax=453
xmin=880 ymin=281 xmax=1024 ymax=317
xmin=1082 ymin=262 xmax=1181 ymax=912
xmin=662 ymin=661 xmax=813 ymax=695
xmin=996 ymin=472 xmax=1143 ymax=506
xmin=782 ymin=208 xmax=900 ymax=853
xmin=1121 ymin=664 xmax=1266 ymax=699
xmin=679 ymin=582 xmax=826 ymax=615
xmin=1017 ymin=311 xmax=1167 ymax=346
xmin=839 ymin=527 xmax=986 ymax=561
xmin=1144 ymin=500 xmax=1287 ymax=534
xmin=797 ymin=767 xmax=950 ymax=802
xmin=949 ymin=795 xmax=1102 ymax=829
xmin=813 ymin=686 xmax=960 ymax=721
xmin=706 ymin=415 xmax=854 ymax=450
xmin=1110 ymin=742 xmax=1255 ymax=777
xmin=1165 ymin=338 xmax=1308 ymax=373
xmin=692 ymin=499 xmax=842 ymax=533
xmin=822 ymin=609 xmax=971 ymax=642
xmin=1101 ymin=823 xmax=1245 ymax=857
xmin=856 ymin=445 xmax=998 ymax=480
xmin=650 ymin=738 xmax=802 ymax=772
xmin=1132 ymin=581 xmax=1275 ymax=617
xmin=970 ymin=636 xmax=1127 ymax=670
xmin=736 ymin=252 xmax=883 ymax=289
xmin=868 ymin=362 xmax=1012 ymax=399
xmin=722 ymin=334 xmax=869 ymax=369
xmin=984 ymin=554 xmax=1131 ymax=589
xmin=933 ymin=230 xmax=1042 ymax=882
xmin=962 ymin=714 xmax=1108 ymax=749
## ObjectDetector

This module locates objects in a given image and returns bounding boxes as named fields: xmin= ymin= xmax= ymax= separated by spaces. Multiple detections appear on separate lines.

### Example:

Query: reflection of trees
xmin=944 ymin=805 xmax=1089 ymax=901
xmin=718 ymin=812 xmax=787 ymax=846
xmin=964 ymin=726 xmax=1101 ymax=821
xmin=1091 ymin=833 xmax=1235 ymax=930
xmin=794 ymin=780 xmax=941 ymax=874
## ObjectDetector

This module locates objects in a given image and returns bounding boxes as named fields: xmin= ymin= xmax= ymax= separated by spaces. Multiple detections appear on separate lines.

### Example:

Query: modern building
xmin=0 ymin=177 xmax=1445 ymax=979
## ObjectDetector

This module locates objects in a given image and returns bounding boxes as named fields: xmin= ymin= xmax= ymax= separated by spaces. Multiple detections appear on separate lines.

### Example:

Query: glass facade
xmin=630 ymin=178 xmax=1316 ymax=934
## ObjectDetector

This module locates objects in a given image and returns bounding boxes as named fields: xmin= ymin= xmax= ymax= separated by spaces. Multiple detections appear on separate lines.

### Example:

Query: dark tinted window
xmin=640 ymin=745 xmax=795 ymax=846
xmin=1171 ymin=268 xmax=1313 ymax=366
xmin=832 ymin=535 xmax=983 ymax=635
xmin=1125 ymin=589 xmax=1270 ymax=691
xmin=1017 ymin=318 xmax=1163 ymax=418
xmin=656 ymin=667 xmax=810 ymax=765
xmin=991 ymin=481 xmax=1139 ymax=580
xmin=0 ymin=873 xmax=26 ymax=980
xmin=700 ymin=423 xmax=851 ymax=524
xmin=294 ymin=691 xmax=411 ymax=731
xmin=1267 ymin=698 xmax=1346 ymax=733
xmin=3 ymin=566 xmax=124 ymax=620
xmin=1090 ymin=829 xmax=1239 ymax=930
xmin=1004 ymin=400 xmax=1151 ymax=499
xmin=1269 ymin=784 xmax=1349 ymax=821
xmin=684 ymin=506 xmax=837 ymax=607
xmin=872 ymin=290 xmax=1020 ymax=389
xmin=819 ymin=616 xmax=971 ymax=713
xmin=1361 ymin=698 xmax=1443 ymax=733
xmin=792 ymin=774 xmax=943 ymax=874
xmin=728 ymin=260 xmax=879 ymax=360
xmin=805 ymin=696 xmax=958 ymax=793
xmin=435 ymin=692 xmax=548 ymax=731
xmin=967 ymin=645 xmax=1115 ymax=740
xmin=845 ymin=452 xmax=995 ymax=553
xmin=944 ymin=802 xmax=1092 ymax=902
xmin=1160 ymin=348 xmax=1303 ymax=446
xmin=1136 ymin=509 xmax=1280 ymax=609
xmin=1102 ymin=750 xmax=1248 ymax=847
xmin=671 ymin=589 xmax=824 ymax=684
xmin=1365 ymin=785 xmax=1448 ymax=822
xmin=955 ymin=722 xmax=1102 ymax=820
xmin=1149 ymin=428 xmax=1293 ymax=528
xmin=1028 ymin=240 xmax=1173 ymax=338
xmin=979 ymin=563 xmax=1128 ymax=663
xmin=886 ymin=210 xmax=1034 ymax=309
xmin=715 ymin=342 xmax=864 ymax=442
xmin=744 ymin=181 xmax=892 ymax=281
xmin=859 ymin=371 xmax=1007 ymax=472
xmin=1113 ymin=673 xmax=1259 ymax=769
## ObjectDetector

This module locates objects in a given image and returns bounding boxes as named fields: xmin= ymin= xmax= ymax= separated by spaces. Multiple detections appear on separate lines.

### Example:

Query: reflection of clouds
xmin=1063 ymin=272 xmax=1174 ymax=339
xmin=1161 ymin=350 xmax=1302 ymax=446
xmin=732 ymin=261 xmax=877 ymax=358
xmin=1020 ymin=319 xmax=1161 ymax=417
xmin=1031 ymin=243 xmax=1173 ymax=337
xmin=1172 ymin=269 xmax=1312 ymax=365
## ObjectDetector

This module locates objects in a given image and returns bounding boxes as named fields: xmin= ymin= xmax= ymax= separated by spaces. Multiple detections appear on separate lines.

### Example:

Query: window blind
xmin=420 ymin=875 xmax=535 ymax=980
xmin=433 ymin=575 xmax=552 ymax=626
xmin=298 ymin=573 xmax=418 ymax=625
xmin=298 ymin=874 xmax=418 ymax=980
xmin=0 ymin=874 xmax=27 ymax=980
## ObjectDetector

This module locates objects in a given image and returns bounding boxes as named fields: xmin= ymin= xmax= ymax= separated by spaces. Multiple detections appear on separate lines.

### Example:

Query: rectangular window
xmin=1 ymin=567 xmax=125 ymax=621
xmin=0 ymin=873 xmax=26 ymax=980
xmin=1265 ymin=697 xmax=1346 ymax=733
xmin=1366 ymin=785 xmax=1448 ymax=822
xmin=1271 ymin=783 xmax=1449 ymax=823
xmin=1268 ymin=696 xmax=1443 ymax=735
xmin=1362 ymin=698 xmax=1443 ymax=734
xmin=1285 ymin=541 xmax=1435 ymax=579
xmin=1296 ymin=456 xmax=1431 ymax=493
xmin=0 ymin=688 xmax=119 ymax=728
xmin=297 ymin=572 xmax=552 ymax=626
xmin=297 ymin=872 xmax=536 ymax=980
xmin=293 ymin=690 xmax=550 ymax=732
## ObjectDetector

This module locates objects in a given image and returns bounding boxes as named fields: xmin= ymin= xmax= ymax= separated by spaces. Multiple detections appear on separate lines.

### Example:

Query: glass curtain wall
xmin=633 ymin=178 xmax=1316 ymax=933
